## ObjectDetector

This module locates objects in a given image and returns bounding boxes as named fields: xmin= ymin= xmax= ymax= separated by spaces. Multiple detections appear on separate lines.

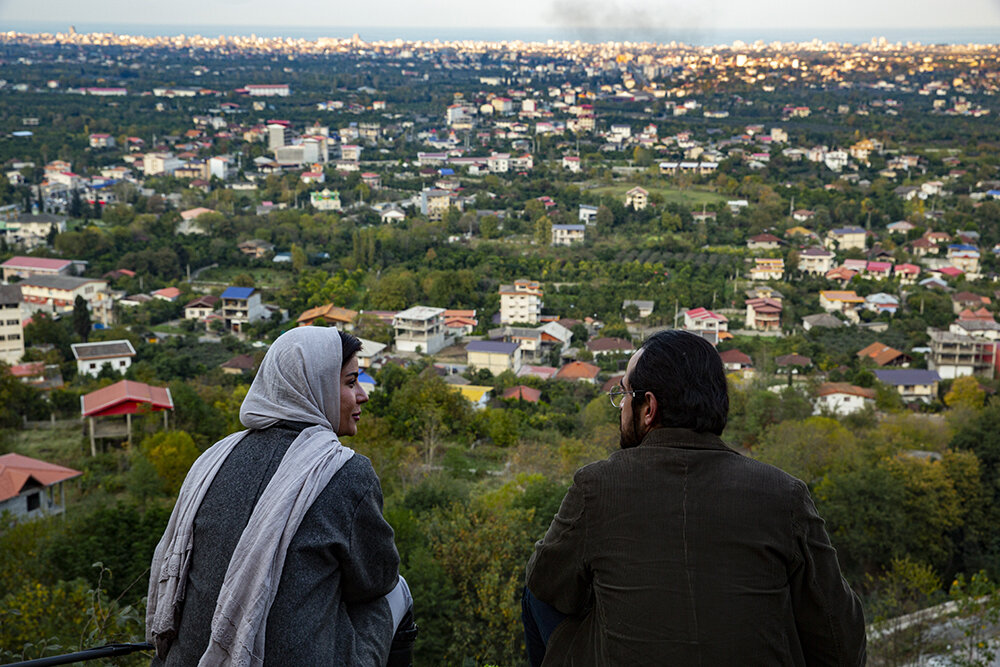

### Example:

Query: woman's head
xmin=240 ymin=327 xmax=367 ymax=436
xmin=337 ymin=331 xmax=368 ymax=437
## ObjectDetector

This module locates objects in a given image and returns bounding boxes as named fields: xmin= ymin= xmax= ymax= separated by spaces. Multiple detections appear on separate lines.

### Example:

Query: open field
xmin=585 ymin=184 xmax=728 ymax=208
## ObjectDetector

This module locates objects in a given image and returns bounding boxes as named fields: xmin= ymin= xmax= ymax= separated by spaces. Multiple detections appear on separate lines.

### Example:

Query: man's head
xmin=619 ymin=329 xmax=728 ymax=447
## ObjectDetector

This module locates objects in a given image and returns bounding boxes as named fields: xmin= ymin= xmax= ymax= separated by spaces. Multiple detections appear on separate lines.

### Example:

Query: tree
xmin=755 ymin=416 xmax=860 ymax=484
xmin=290 ymin=243 xmax=307 ymax=273
xmin=534 ymin=215 xmax=553 ymax=246
xmin=72 ymin=295 xmax=91 ymax=341
xmin=945 ymin=376 xmax=986 ymax=411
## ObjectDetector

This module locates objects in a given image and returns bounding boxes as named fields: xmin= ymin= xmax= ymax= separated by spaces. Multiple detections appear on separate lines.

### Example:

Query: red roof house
xmin=0 ymin=453 xmax=81 ymax=520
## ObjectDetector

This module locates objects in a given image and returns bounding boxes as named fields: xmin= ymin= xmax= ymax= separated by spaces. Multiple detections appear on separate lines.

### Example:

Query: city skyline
xmin=2 ymin=0 xmax=1000 ymax=39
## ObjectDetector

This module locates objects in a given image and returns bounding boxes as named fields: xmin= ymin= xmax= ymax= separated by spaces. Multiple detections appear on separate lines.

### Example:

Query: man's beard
xmin=619 ymin=406 xmax=643 ymax=449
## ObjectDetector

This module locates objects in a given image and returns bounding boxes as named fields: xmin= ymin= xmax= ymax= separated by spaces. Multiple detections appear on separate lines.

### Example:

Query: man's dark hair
xmin=340 ymin=330 xmax=363 ymax=367
xmin=628 ymin=329 xmax=728 ymax=435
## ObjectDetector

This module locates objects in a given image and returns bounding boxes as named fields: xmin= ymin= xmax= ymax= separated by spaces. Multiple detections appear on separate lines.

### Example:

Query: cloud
xmin=544 ymin=0 xmax=717 ymax=41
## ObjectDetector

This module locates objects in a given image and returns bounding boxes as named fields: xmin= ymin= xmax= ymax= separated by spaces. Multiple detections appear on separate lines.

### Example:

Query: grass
xmin=191 ymin=265 xmax=295 ymax=290
xmin=585 ymin=183 xmax=728 ymax=208
xmin=8 ymin=423 xmax=89 ymax=468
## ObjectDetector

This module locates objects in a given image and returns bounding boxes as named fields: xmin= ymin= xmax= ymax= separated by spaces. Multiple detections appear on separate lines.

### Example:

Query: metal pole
xmin=5 ymin=642 xmax=153 ymax=666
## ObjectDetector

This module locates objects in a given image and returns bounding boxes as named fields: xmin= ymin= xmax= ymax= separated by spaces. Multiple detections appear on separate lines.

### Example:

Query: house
xmin=825 ymin=226 xmax=867 ymax=251
xmin=355 ymin=337 xmax=388 ymax=370
xmin=776 ymin=354 xmax=812 ymax=372
xmin=220 ymin=354 xmax=256 ymax=375
xmin=503 ymin=385 xmax=542 ymax=403
xmin=802 ymin=313 xmax=844 ymax=331
xmin=814 ymin=383 xmax=876 ymax=416
xmin=719 ymin=349 xmax=753 ymax=372
xmin=746 ymin=233 xmax=782 ymax=251
xmin=517 ymin=365 xmax=559 ymax=381
xmin=177 ymin=207 xmax=216 ymax=235
xmin=419 ymin=188 xmax=453 ymax=221
xmin=500 ymin=279 xmax=543 ymax=324
xmin=296 ymin=303 xmax=358 ymax=330
xmin=745 ymin=297 xmax=782 ymax=331
xmin=894 ymin=263 xmax=921 ymax=285
xmin=443 ymin=309 xmax=479 ymax=336
xmin=1 ymin=215 xmax=69 ymax=250
xmin=586 ymin=337 xmax=635 ymax=357
xmin=0 ymin=285 xmax=24 ymax=364
xmin=857 ymin=342 xmax=910 ymax=367
xmin=466 ymin=340 xmax=522 ymax=374
xmin=819 ymin=291 xmax=865 ymax=322
xmin=563 ymin=156 xmax=582 ymax=172
xmin=579 ymin=204 xmax=599 ymax=224
xmin=926 ymin=330 xmax=997 ymax=379
xmin=18 ymin=275 xmax=112 ymax=325
xmin=750 ymin=258 xmax=784 ymax=281
xmin=491 ymin=322 xmax=572 ymax=364
xmin=552 ymin=224 xmax=585 ymax=246
xmin=865 ymin=292 xmax=900 ymax=315
xmin=454 ymin=385 xmax=493 ymax=409
xmin=873 ymin=369 xmax=941 ymax=403
xmin=951 ymin=319 xmax=1000 ymax=341
xmin=1 ymin=256 xmax=74 ymax=281
xmin=310 ymin=189 xmax=342 ymax=211
xmin=824 ymin=266 xmax=858 ymax=285
xmin=865 ymin=262 xmax=893 ymax=281
xmin=237 ymin=239 xmax=275 ymax=259
xmin=0 ymin=453 xmax=80 ymax=521
xmin=625 ymin=187 xmax=648 ymax=210
xmin=380 ymin=205 xmax=406 ymax=223
xmin=152 ymin=287 xmax=181 ymax=302
xmin=798 ymin=247 xmax=835 ymax=276
xmin=183 ymin=295 xmax=219 ymax=321
xmin=683 ymin=307 xmax=729 ymax=335
xmin=951 ymin=291 xmax=991 ymax=315
xmin=71 ymin=340 xmax=136 ymax=378
xmin=393 ymin=306 xmax=447 ymax=354
xmin=554 ymin=361 xmax=601 ymax=383
xmin=622 ymin=300 xmax=654 ymax=321
xmin=220 ymin=286 xmax=267 ymax=334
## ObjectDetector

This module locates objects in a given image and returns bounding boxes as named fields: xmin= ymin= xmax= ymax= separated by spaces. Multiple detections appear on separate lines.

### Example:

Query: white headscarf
xmin=147 ymin=326 xmax=356 ymax=667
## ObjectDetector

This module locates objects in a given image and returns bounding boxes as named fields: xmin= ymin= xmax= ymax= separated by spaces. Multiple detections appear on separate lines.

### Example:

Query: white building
xmin=0 ymin=285 xmax=24 ymax=364
xmin=499 ymin=279 xmax=543 ymax=325
xmin=18 ymin=275 xmax=112 ymax=325
xmin=71 ymin=340 xmax=136 ymax=378
xmin=393 ymin=306 xmax=447 ymax=354
xmin=552 ymin=224 xmax=585 ymax=246
xmin=814 ymin=383 xmax=876 ymax=415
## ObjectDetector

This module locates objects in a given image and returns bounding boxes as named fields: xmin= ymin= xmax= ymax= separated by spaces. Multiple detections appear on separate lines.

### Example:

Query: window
xmin=26 ymin=492 xmax=40 ymax=512
xmin=119 ymin=361 xmax=126 ymax=367
xmin=6 ymin=319 xmax=17 ymax=325
xmin=9 ymin=334 xmax=18 ymax=340
xmin=89 ymin=363 xmax=97 ymax=370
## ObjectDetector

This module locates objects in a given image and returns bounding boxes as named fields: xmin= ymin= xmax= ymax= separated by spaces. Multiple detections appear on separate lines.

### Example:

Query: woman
xmin=147 ymin=326 xmax=412 ymax=666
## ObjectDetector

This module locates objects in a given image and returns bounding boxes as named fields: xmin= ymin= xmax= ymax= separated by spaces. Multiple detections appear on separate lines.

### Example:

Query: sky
xmin=1 ymin=0 xmax=999 ymax=37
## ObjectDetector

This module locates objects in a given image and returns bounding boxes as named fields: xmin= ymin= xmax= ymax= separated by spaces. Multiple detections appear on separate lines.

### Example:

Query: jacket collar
xmin=638 ymin=427 xmax=736 ymax=453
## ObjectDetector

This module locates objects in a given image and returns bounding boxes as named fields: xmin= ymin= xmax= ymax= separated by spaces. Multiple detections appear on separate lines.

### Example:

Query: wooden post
xmin=163 ymin=411 xmax=169 ymax=430
xmin=126 ymin=413 xmax=132 ymax=447
xmin=89 ymin=418 xmax=96 ymax=456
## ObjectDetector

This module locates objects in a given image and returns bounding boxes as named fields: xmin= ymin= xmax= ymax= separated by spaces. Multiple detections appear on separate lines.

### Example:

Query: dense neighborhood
xmin=1 ymin=27 xmax=1000 ymax=665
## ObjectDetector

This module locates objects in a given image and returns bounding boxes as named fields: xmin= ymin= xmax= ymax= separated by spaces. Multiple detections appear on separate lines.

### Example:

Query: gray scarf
xmin=147 ymin=327 xmax=355 ymax=666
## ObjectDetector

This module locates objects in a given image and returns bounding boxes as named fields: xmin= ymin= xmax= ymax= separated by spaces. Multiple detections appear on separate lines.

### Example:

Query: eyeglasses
xmin=608 ymin=386 xmax=644 ymax=408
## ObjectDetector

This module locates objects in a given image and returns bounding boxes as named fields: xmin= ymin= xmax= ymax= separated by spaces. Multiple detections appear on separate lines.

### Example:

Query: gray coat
xmin=526 ymin=427 xmax=867 ymax=666
xmin=154 ymin=422 xmax=399 ymax=666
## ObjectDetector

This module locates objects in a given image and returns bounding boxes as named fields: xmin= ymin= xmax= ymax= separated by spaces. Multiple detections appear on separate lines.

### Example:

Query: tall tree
xmin=72 ymin=295 xmax=91 ymax=341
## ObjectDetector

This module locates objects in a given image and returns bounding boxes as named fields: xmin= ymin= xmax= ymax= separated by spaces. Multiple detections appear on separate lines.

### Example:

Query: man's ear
xmin=642 ymin=391 xmax=658 ymax=428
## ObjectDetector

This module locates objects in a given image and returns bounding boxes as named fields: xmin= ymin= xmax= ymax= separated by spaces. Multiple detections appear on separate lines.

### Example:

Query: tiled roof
xmin=80 ymin=379 xmax=173 ymax=417
xmin=873 ymin=369 xmax=941 ymax=386
xmin=502 ymin=385 xmax=542 ymax=402
xmin=555 ymin=361 xmax=600 ymax=380
xmin=0 ymin=256 xmax=72 ymax=271
xmin=817 ymin=382 xmax=876 ymax=399
xmin=0 ymin=453 xmax=81 ymax=503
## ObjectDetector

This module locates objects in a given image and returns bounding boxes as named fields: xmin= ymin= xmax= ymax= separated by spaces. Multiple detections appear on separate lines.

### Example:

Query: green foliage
xmin=948 ymin=572 xmax=1000 ymax=667
xmin=139 ymin=430 xmax=200 ymax=493
xmin=755 ymin=416 xmax=860 ymax=483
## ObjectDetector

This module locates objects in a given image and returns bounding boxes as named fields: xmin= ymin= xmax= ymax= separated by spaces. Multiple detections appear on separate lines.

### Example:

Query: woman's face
xmin=337 ymin=355 xmax=368 ymax=436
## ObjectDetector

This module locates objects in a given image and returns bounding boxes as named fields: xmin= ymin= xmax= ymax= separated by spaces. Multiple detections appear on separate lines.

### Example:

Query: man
xmin=523 ymin=329 xmax=866 ymax=666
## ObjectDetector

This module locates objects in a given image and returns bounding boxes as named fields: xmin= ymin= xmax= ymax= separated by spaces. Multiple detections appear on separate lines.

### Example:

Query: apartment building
xmin=0 ymin=285 xmax=24 ymax=364
xmin=393 ymin=306 xmax=447 ymax=354
xmin=499 ymin=279 xmax=543 ymax=325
